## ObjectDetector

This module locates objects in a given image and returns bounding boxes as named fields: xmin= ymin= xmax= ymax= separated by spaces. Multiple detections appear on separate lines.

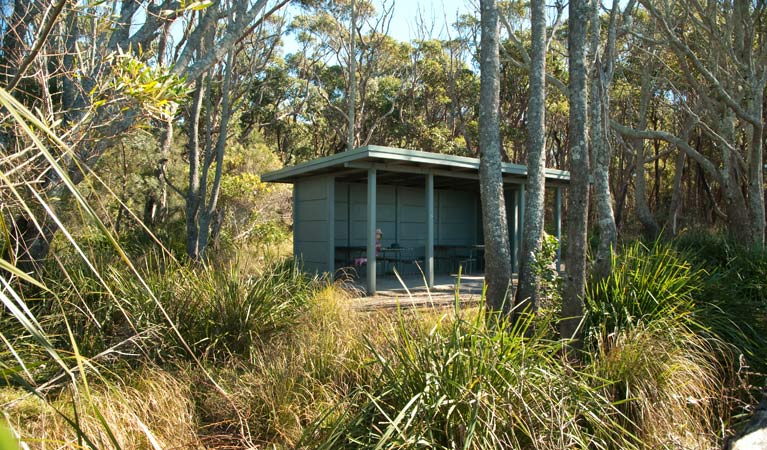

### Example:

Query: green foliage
xmin=584 ymin=240 xmax=704 ymax=342
xmin=98 ymin=258 xmax=320 ymax=362
xmin=533 ymin=233 xmax=562 ymax=314
xmin=674 ymin=231 xmax=767 ymax=375
xmin=101 ymin=51 xmax=189 ymax=121
xmin=304 ymin=307 xmax=644 ymax=450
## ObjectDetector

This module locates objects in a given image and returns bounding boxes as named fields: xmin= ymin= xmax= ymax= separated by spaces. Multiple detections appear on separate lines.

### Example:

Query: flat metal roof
xmin=262 ymin=145 xmax=570 ymax=187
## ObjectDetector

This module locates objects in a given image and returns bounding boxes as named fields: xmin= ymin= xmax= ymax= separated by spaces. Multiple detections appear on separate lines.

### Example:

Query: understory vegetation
xmin=1 ymin=2 xmax=766 ymax=445
xmin=2 ymin=229 xmax=765 ymax=449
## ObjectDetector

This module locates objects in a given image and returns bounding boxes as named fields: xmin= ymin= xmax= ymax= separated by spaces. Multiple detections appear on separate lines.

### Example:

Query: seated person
xmin=354 ymin=228 xmax=382 ymax=266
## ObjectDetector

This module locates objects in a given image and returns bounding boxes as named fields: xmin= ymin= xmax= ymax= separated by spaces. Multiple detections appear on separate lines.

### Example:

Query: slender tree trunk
xmin=515 ymin=0 xmax=547 ymax=316
xmin=478 ymin=0 xmax=512 ymax=315
xmin=747 ymin=89 xmax=765 ymax=245
xmin=665 ymin=149 xmax=687 ymax=236
xmin=62 ymin=7 xmax=88 ymax=127
xmin=720 ymin=110 xmax=754 ymax=242
xmin=144 ymin=21 xmax=174 ymax=226
xmin=144 ymin=120 xmax=172 ymax=226
xmin=186 ymin=78 xmax=204 ymax=261
xmin=347 ymin=0 xmax=356 ymax=151
xmin=197 ymin=51 xmax=234 ymax=260
xmin=560 ymin=0 xmax=590 ymax=342
xmin=589 ymin=0 xmax=617 ymax=278
xmin=633 ymin=64 xmax=660 ymax=240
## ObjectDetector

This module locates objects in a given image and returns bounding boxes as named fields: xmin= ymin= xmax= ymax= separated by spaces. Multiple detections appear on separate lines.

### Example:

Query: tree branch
xmin=610 ymin=119 xmax=722 ymax=183
xmin=7 ymin=0 xmax=67 ymax=93
xmin=639 ymin=0 xmax=761 ymax=127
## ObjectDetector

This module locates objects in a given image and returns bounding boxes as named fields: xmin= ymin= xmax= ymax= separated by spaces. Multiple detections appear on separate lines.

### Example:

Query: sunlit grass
xmin=0 ymin=86 xmax=759 ymax=449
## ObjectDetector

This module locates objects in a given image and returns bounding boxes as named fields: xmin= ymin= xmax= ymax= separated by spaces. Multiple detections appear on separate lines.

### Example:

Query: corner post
xmin=511 ymin=188 xmax=520 ymax=273
xmin=425 ymin=173 xmax=434 ymax=288
xmin=554 ymin=185 xmax=562 ymax=271
xmin=327 ymin=177 xmax=335 ymax=278
xmin=367 ymin=168 xmax=377 ymax=295
xmin=518 ymin=185 xmax=526 ymax=272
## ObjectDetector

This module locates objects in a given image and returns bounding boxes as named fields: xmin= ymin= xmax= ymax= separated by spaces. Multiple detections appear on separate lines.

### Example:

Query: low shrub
xmin=584 ymin=240 xmax=704 ymax=345
xmin=674 ymin=231 xmax=767 ymax=376
xmin=304 ymin=307 xmax=644 ymax=450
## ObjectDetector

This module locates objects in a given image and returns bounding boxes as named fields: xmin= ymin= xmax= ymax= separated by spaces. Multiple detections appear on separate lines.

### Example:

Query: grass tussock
xmin=300 ymin=301 xmax=731 ymax=450
xmin=191 ymin=285 xmax=387 ymax=448
xmin=3 ymin=366 xmax=201 ymax=449
xmin=590 ymin=320 xmax=727 ymax=449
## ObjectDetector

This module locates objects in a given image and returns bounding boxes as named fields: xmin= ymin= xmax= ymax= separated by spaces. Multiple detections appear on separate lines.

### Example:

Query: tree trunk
xmin=347 ymin=0 xmax=356 ymax=151
xmin=515 ymin=0 xmax=547 ymax=317
xmin=196 ymin=51 xmax=234 ymax=260
xmin=720 ymin=110 xmax=754 ymax=242
xmin=633 ymin=64 xmax=660 ymax=240
xmin=185 ymin=78 xmax=204 ymax=261
xmin=560 ymin=0 xmax=590 ymax=343
xmin=665 ymin=149 xmax=686 ymax=237
xmin=478 ymin=0 xmax=512 ymax=315
xmin=589 ymin=0 xmax=618 ymax=279
xmin=144 ymin=120 xmax=173 ymax=226
xmin=746 ymin=88 xmax=765 ymax=245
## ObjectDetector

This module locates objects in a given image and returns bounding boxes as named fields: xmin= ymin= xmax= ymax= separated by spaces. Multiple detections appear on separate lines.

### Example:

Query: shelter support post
xmin=327 ymin=178 xmax=335 ymax=278
xmin=554 ymin=186 xmax=562 ymax=271
xmin=518 ymin=186 xmax=525 ymax=271
xmin=425 ymin=173 xmax=434 ymax=288
xmin=367 ymin=168 xmax=377 ymax=295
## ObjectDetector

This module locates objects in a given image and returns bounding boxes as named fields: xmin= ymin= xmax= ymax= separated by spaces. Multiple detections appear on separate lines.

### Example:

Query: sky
xmin=381 ymin=0 xmax=476 ymax=43
xmin=281 ymin=0 xmax=477 ymax=54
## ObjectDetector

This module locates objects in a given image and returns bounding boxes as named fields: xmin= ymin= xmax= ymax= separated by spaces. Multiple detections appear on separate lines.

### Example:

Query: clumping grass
xmin=29 ymin=255 xmax=320 ymax=363
xmin=587 ymin=319 xmax=727 ymax=448
xmin=4 ymin=274 xmax=744 ymax=449
xmin=301 ymin=305 xmax=660 ymax=450
xmin=674 ymin=231 xmax=767 ymax=378
xmin=192 ymin=285 xmax=377 ymax=448
xmin=3 ymin=366 xmax=202 ymax=449
xmin=583 ymin=240 xmax=704 ymax=343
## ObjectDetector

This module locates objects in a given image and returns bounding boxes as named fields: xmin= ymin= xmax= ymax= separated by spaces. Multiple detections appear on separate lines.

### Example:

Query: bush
xmin=583 ymin=240 xmax=704 ymax=345
xmin=674 ymin=231 xmax=767 ymax=376
xmin=110 ymin=258 xmax=320 ymax=362
xmin=304 ymin=307 xmax=646 ymax=450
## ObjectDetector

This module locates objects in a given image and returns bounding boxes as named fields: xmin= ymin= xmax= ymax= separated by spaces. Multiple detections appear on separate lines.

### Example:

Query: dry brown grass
xmin=590 ymin=321 xmax=728 ymax=449
xmin=3 ymin=367 xmax=201 ymax=450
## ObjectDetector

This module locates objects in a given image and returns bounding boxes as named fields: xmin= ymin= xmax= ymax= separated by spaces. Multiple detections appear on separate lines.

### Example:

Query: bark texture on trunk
xmin=746 ymin=91 xmax=765 ymax=245
xmin=186 ymin=79 xmax=205 ymax=261
xmin=665 ymin=149 xmax=686 ymax=236
xmin=515 ymin=0 xmax=547 ymax=316
xmin=560 ymin=0 xmax=590 ymax=342
xmin=589 ymin=0 xmax=618 ymax=279
xmin=633 ymin=64 xmax=660 ymax=240
xmin=478 ymin=0 xmax=512 ymax=315
xmin=196 ymin=51 xmax=234 ymax=260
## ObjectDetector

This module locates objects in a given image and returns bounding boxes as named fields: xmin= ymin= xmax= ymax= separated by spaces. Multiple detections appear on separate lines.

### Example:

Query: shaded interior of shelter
xmin=330 ymin=169 xmax=562 ymax=295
